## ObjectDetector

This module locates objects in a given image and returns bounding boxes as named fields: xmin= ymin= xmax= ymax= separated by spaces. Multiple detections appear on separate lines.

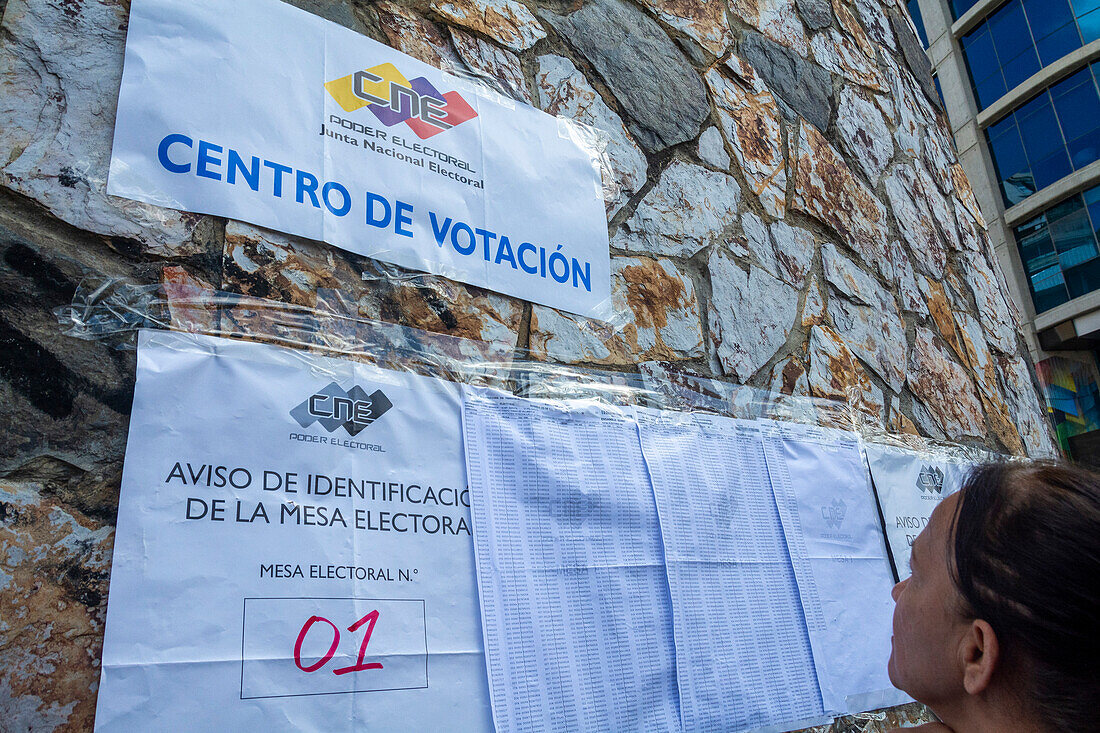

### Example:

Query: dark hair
xmin=950 ymin=461 xmax=1100 ymax=731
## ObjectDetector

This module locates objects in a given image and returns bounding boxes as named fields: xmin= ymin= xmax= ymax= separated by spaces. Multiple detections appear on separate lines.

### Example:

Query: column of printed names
xmin=635 ymin=411 xmax=825 ymax=732
xmin=463 ymin=392 xmax=680 ymax=732
xmin=761 ymin=423 xmax=904 ymax=714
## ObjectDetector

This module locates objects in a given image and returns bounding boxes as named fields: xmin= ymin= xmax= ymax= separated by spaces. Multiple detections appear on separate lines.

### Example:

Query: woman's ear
xmin=960 ymin=619 xmax=1000 ymax=695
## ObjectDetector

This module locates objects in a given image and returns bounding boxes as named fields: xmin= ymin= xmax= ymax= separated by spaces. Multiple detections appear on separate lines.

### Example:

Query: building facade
xmin=911 ymin=0 xmax=1100 ymax=461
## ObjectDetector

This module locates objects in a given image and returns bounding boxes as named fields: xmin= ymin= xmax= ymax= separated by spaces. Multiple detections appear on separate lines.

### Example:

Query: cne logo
xmin=291 ymin=382 xmax=393 ymax=436
xmin=916 ymin=465 xmax=945 ymax=494
xmin=324 ymin=62 xmax=478 ymax=140
xmin=821 ymin=497 xmax=847 ymax=530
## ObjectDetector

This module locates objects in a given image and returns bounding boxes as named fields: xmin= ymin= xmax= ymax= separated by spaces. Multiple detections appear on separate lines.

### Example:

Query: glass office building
xmin=910 ymin=0 xmax=1100 ymax=462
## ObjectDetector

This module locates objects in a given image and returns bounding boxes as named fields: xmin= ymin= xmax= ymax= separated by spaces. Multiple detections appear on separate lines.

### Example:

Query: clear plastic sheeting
xmin=60 ymin=276 xmax=949 ymax=732
xmin=56 ymin=276 xmax=867 ymax=425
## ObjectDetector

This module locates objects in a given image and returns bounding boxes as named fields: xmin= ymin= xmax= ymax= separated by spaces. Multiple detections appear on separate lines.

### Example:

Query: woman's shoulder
xmin=887 ymin=725 xmax=955 ymax=733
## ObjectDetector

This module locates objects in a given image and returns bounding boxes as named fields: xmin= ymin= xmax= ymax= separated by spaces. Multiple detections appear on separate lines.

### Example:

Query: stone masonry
xmin=0 ymin=0 xmax=1059 ymax=729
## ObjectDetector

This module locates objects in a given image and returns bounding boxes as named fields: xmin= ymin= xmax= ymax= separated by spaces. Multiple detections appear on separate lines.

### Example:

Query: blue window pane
xmin=1031 ymin=150 xmax=1074 ymax=189
xmin=1026 ymin=0 xmax=1075 ymax=40
xmin=1088 ymin=200 xmax=1100 ymax=240
xmin=1066 ymin=128 xmax=1100 ymax=168
xmin=1065 ymin=256 xmax=1100 ymax=299
xmin=975 ymin=72 xmax=1009 ymax=108
xmin=1047 ymin=196 xmax=1082 ymax=224
xmin=989 ymin=123 xmax=1029 ymax=178
xmin=1014 ymin=184 xmax=1100 ymax=312
xmin=987 ymin=113 xmax=1019 ymax=141
xmin=952 ymin=0 xmax=981 ymax=19
xmin=962 ymin=26 xmax=1001 ymax=83
xmin=1017 ymin=96 xmax=1063 ymax=160
xmin=907 ymin=0 xmax=930 ymax=47
xmin=1052 ymin=73 xmax=1100 ymax=139
xmin=990 ymin=2 xmax=1034 ymax=61
xmin=1074 ymin=0 xmax=1100 ymax=19
xmin=1033 ymin=270 xmax=1070 ymax=312
xmin=1018 ymin=223 xmax=1056 ymax=267
xmin=1079 ymin=8 xmax=1100 ymax=43
xmin=1002 ymin=49 xmax=1042 ymax=89
xmin=1050 ymin=208 xmax=1097 ymax=269
xmin=1036 ymin=22 xmax=1083 ymax=66
xmin=1004 ymin=171 xmax=1038 ymax=205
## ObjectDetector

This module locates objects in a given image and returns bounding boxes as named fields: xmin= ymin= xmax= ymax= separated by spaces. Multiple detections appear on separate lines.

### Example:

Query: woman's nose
xmin=891 ymin=578 xmax=907 ymax=601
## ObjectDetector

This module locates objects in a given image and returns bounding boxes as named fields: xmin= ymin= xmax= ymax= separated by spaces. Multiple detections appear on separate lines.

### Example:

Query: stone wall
xmin=0 ymin=0 xmax=1057 ymax=729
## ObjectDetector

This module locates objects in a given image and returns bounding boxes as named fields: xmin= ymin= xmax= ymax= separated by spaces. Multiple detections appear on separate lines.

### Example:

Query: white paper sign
xmin=108 ymin=0 xmax=612 ymax=318
xmin=865 ymin=443 xmax=974 ymax=580
xmin=95 ymin=330 xmax=492 ymax=731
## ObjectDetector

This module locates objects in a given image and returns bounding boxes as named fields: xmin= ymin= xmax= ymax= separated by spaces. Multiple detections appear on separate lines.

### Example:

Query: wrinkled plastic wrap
xmin=56 ymin=275 xmax=947 ymax=732
xmin=57 ymin=276 xmax=866 ymax=424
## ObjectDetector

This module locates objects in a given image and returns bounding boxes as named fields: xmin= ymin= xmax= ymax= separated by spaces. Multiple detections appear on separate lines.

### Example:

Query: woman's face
xmin=888 ymin=492 xmax=971 ymax=705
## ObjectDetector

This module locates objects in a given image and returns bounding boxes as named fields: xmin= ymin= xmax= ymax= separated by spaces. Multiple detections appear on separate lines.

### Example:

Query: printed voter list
xmin=108 ymin=0 xmax=611 ymax=319
xmin=94 ymin=331 xmax=492 ymax=731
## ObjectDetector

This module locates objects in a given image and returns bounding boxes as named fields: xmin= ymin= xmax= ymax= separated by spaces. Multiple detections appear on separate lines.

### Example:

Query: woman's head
xmin=889 ymin=461 xmax=1100 ymax=730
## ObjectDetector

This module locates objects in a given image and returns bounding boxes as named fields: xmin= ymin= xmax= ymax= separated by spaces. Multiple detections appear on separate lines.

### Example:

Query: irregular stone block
xmin=887 ymin=239 xmax=926 ymax=315
xmin=768 ymin=355 xmax=810 ymax=397
xmin=961 ymin=253 xmax=1018 ymax=354
xmin=731 ymin=0 xmax=810 ymax=57
xmin=450 ymin=28 xmax=532 ymax=103
xmin=697 ymin=127 xmax=730 ymax=171
xmin=955 ymin=311 xmax=1025 ymax=454
xmin=528 ymin=256 xmax=702 ymax=364
xmin=910 ymin=396 xmax=948 ymax=441
xmin=883 ymin=164 xmax=948 ymax=279
xmin=637 ymin=0 xmax=733 ymax=56
xmin=432 ymin=0 xmax=547 ymax=51
xmin=535 ymin=55 xmax=647 ymax=218
xmin=375 ymin=1 xmax=463 ymax=71
xmin=161 ymin=266 xmax=220 ymax=334
xmin=836 ymin=86 xmax=894 ymax=185
xmin=769 ymin=220 xmax=815 ymax=289
xmin=221 ymin=222 xmax=523 ymax=348
xmin=827 ymin=288 xmax=906 ymax=393
xmin=907 ymin=326 xmax=986 ymax=439
xmin=738 ymin=215 xmax=815 ymax=289
xmin=888 ymin=5 xmax=938 ymax=107
xmin=999 ymin=354 xmax=1059 ymax=457
xmin=810 ymin=28 xmax=886 ymax=91
xmin=951 ymin=163 xmax=985 ymax=228
xmin=833 ymin=0 xmax=878 ymax=59
xmin=851 ymin=0 xmax=897 ymax=52
xmin=883 ymin=56 xmax=924 ymax=158
xmin=0 ymin=228 xmax=136 ymax=494
xmin=887 ymin=405 xmax=920 ymax=436
xmin=542 ymin=0 xmax=709 ymax=152
xmin=0 ymin=0 xmax=199 ymax=256
xmin=821 ymin=241 xmax=881 ymax=306
xmin=707 ymin=61 xmax=787 ymax=218
xmin=0 ymin=481 xmax=112 ymax=732
xmin=615 ymin=160 xmax=741 ymax=258
xmin=709 ymin=251 xmax=798 ymax=381
xmin=793 ymin=121 xmax=890 ymax=273
xmin=808 ymin=324 xmax=885 ymax=421
xmin=739 ymin=31 xmax=832 ymax=132
xmin=821 ymin=242 xmax=906 ymax=391
xmin=741 ymin=213 xmax=780 ymax=277
xmin=796 ymin=0 xmax=834 ymax=30
xmin=801 ymin=274 xmax=826 ymax=326
xmin=923 ymin=125 xmax=958 ymax=197
xmin=921 ymin=276 xmax=963 ymax=360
